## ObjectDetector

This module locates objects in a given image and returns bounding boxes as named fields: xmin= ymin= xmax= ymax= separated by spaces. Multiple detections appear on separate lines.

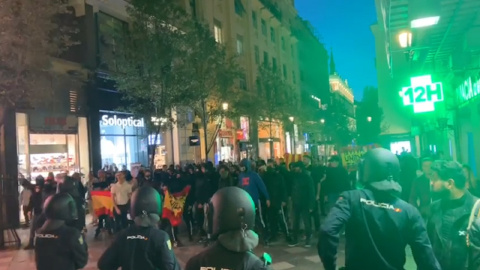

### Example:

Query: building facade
xmin=291 ymin=17 xmax=330 ymax=158
xmin=189 ymin=0 xmax=301 ymax=161
xmin=372 ymin=0 xmax=480 ymax=174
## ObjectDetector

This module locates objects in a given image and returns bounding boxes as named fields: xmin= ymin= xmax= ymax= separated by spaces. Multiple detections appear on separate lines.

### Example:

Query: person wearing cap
xmin=34 ymin=192 xmax=88 ymax=270
xmin=185 ymin=187 xmax=270 ymax=269
xmin=98 ymin=186 xmax=181 ymax=270
xmin=318 ymin=148 xmax=441 ymax=270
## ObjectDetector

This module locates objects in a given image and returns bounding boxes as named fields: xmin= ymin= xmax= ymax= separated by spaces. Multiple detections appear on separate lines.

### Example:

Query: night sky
xmin=295 ymin=0 xmax=378 ymax=100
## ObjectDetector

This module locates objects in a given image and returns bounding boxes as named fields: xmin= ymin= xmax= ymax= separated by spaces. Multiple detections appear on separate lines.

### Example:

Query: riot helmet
xmin=43 ymin=192 xmax=78 ymax=221
xmin=359 ymin=148 xmax=401 ymax=186
xmin=130 ymin=186 xmax=163 ymax=227
xmin=207 ymin=186 xmax=255 ymax=236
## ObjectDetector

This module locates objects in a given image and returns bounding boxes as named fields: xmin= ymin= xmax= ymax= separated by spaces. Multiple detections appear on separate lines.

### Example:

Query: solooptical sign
xmin=101 ymin=115 xmax=145 ymax=129
xmin=399 ymin=75 xmax=444 ymax=113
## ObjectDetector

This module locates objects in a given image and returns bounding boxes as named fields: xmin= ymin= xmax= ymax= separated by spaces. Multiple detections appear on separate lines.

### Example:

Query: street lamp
xmin=398 ymin=31 xmax=412 ymax=48
xmin=289 ymin=116 xmax=295 ymax=154
xmin=222 ymin=102 xmax=229 ymax=111
xmin=367 ymin=116 xmax=372 ymax=122
xmin=320 ymin=118 xmax=325 ymax=124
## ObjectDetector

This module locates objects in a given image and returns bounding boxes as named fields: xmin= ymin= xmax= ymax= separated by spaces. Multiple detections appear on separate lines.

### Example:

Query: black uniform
xmin=35 ymin=225 xmax=88 ymax=270
xmin=98 ymin=186 xmax=182 ymax=270
xmin=318 ymin=188 xmax=440 ymax=270
xmin=318 ymin=148 xmax=441 ymax=270
xmin=185 ymin=242 xmax=267 ymax=270
xmin=186 ymin=186 xmax=271 ymax=270
xmin=97 ymin=226 xmax=181 ymax=270
xmin=34 ymin=192 xmax=88 ymax=270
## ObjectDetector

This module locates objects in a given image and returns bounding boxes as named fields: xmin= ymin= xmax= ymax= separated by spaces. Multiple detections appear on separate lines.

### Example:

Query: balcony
xmin=259 ymin=0 xmax=282 ymax=22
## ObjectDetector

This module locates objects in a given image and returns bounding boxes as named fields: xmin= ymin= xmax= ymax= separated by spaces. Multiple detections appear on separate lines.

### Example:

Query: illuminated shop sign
xmin=457 ymin=77 xmax=480 ymax=104
xmin=399 ymin=75 xmax=443 ymax=113
xmin=101 ymin=115 xmax=145 ymax=129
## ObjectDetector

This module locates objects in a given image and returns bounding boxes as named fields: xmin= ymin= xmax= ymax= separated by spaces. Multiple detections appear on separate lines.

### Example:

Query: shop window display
xmin=29 ymin=134 xmax=78 ymax=179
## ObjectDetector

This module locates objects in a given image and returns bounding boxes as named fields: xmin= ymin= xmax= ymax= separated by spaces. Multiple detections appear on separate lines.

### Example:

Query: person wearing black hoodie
xmin=288 ymin=162 xmax=316 ymax=248
xmin=25 ymin=176 xmax=45 ymax=250
xmin=183 ymin=165 xmax=197 ymax=242
xmin=263 ymin=159 xmax=289 ymax=242
xmin=318 ymin=148 xmax=441 ymax=270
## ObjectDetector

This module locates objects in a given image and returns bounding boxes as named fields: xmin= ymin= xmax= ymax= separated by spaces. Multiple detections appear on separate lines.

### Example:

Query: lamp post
xmin=289 ymin=116 xmax=295 ymax=154
xmin=367 ymin=116 xmax=372 ymax=122
xmin=202 ymin=99 xmax=208 ymax=162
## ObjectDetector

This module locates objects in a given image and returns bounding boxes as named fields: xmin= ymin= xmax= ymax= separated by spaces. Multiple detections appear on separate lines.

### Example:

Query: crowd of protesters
xmin=19 ymin=150 xmax=479 ymax=254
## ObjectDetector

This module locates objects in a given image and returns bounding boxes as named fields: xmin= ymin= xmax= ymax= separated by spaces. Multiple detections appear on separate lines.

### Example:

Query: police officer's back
xmin=57 ymin=176 xmax=86 ymax=232
xmin=35 ymin=192 xmax=88 ymax=270
xmin=185 ymin=186 xmax=269 ymax=270
xmin=317 ymin=148 xmax=441 ymax=270
xmin=98 ymin=186 xmax=181 ymax=270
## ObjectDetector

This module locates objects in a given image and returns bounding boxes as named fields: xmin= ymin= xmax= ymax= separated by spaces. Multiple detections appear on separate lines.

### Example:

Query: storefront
xmin=16 ymin=112 xmax=89 ymax=179
xmin=455 ymin=76 xmax=480 ymax=176
xmin=257 ymin=119 xmax=285 ymax=160
xmin=98 ymin=111 xmax=149 ymax=170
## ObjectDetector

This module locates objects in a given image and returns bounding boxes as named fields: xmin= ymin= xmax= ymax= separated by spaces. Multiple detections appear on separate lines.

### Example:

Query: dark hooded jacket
xmin=427 ymin=191 xmax=480 ymax=270
xmin=261 ymin=167 xmax=287 ymax=207
xmin=318 ymin=180 xmax=441 ymax=270
xmin=237 ymin=159 xmax=269 ymax=205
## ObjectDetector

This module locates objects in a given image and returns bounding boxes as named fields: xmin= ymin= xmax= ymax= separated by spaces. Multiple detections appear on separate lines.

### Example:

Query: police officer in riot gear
xmin=35 ymin=192 xmax=88 ymax=270
xmin=185 ymin=186 xmax=271 ymax=270
xmin=57 ymin=175 xmax=86 ymax=233
xmin=318 ymin=148 xmax=441 ymax=270
xmin=98 ymin=186 xmax=181 ymax=270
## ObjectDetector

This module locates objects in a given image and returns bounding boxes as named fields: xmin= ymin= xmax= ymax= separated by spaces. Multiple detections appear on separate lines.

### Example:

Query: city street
xmin=0 ymin=225 xmax=417 ymax=270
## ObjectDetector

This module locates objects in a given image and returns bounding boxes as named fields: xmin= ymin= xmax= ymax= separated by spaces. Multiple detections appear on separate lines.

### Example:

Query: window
xmin=263 ymin=52 xmax=269 ymax=66
xmin=281 ymin=36 xmax=286 ymax=50
xmin=252 ymin=11 xmax=257 ymax=28
xmin=97 ymin=12 xmax=126 ymax=71
xmin=261 ymin=19 xmax=267 ymax=36
xmin=292 ymin=71 xmax=296 ymax=84
xmin=283 ymin=64 xmax=287 ymax=79
xmin=234 ymin=0 xmax=245 ymax=16
xmin=254 ymin=46 xmax=260 ymax=64
xmin=236 ymin=35 xmax=244 ymax=55
xmin=240 ymin=75 xmax=247 ymax=90
xmin=272 ymin=57 xmax=277 ymax=72
xmin=214 ymin=20 xmax=223 ymax=43
xmin=270 ymin=27 xmax=276 ymax=43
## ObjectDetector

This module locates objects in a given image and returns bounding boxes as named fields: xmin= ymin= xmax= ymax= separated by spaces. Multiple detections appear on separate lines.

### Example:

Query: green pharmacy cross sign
xmin=399 ymin=75 xmax=444 ymax=113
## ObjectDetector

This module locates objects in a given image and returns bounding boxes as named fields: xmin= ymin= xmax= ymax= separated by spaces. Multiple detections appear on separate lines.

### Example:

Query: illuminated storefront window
xmin=99 ymin=111 xmax=148 ymax=170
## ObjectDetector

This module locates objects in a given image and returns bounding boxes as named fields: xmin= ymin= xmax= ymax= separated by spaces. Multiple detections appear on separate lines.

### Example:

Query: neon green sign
xmin=399 ymin=75 xmax=443 ymax=113
xmin=457 ymin=77 xmax=480 ymax=104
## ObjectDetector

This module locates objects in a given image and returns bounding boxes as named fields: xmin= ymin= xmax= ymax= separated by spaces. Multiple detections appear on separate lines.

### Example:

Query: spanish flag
xmin=91 ymin=190 xmax=114 ymax=217
xmin=162 ymin=186 xmax=191 ymax=227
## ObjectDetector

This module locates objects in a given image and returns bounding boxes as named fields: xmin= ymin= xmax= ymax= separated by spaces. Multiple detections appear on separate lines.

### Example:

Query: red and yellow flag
xmin=162 ymin=186 xmax=191 ymax=227
xmin=91 ymin=190 xmax=114 ymax=217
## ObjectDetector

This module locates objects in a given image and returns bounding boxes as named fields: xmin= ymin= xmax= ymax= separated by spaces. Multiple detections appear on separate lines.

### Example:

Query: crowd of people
xmin=19 ymin=149 xmax=480 ymax=269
